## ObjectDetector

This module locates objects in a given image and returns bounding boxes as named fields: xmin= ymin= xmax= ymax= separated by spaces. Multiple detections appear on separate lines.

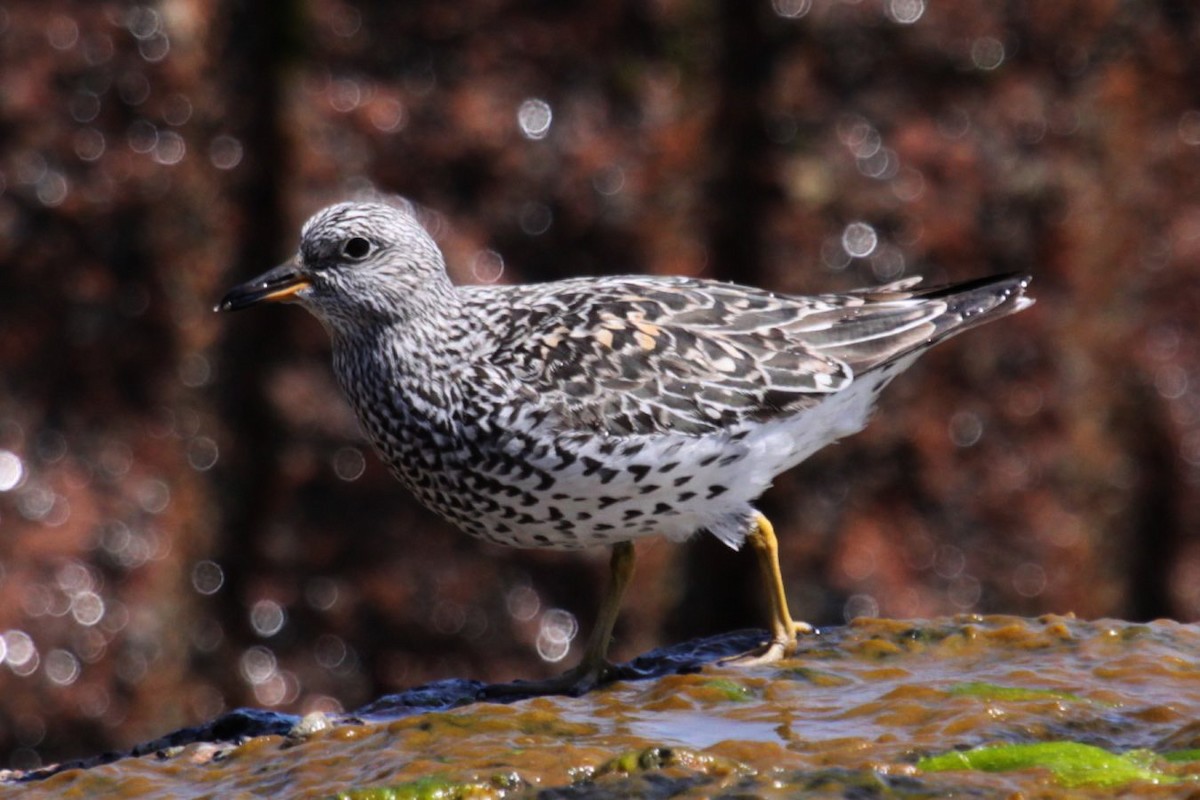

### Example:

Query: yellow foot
xmin=720 ymin=621 xmax=814 ymax=667
xmin=479 ymin=659 xmax=617 ymax=699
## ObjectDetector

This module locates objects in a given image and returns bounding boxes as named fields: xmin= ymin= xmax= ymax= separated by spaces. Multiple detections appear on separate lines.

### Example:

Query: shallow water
xmin=7 ymin=615 xmax=1200 ymax=797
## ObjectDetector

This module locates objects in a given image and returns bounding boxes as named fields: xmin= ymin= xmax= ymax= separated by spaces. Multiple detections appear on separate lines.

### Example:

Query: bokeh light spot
xmin=332 ymin=447 xmax=365 ymax=481
xmin=517 ymin=98 xmax=553 ymax=140
xmin=0 ymin=450 xmax=24 ymax=491
xmin=127 ymin=120 xmax=158 ymax=153
xmin=45 ymin=650 xmax=80 ymax=686
xmin=138 ymin=32 xmax=170 ymax=62
xmin=518 ymin=202 xmax=553 ymax=236
xmin=506 ymin=585 xmax=540 ymax=622
xmin=843 ymin=593 xmax=879 ymax=622
xmin=314 ymin=634 xmax=348 ymax=670
xmin=239 ymin=645 xmax=277 ymax=685
xmin=971 ymin=37 xmax=1005 ymax=71
xmin=47 ymin=15 xmax=79 ymax=50
xmin=209 ymin=135 xmax=244 ymax=170
xmin=305 ymin=576 xmax=340 ymax=611
xmin=1012 ymin=562 xmax=1047 ymax=598
xmin=74 ymin=128 xmax=106 ymax=162
xmin=535 ymin=608 xmax=577 ymax=663
xmin=153 ymin=130 xmax=186 ymax=165
xmin=886 ymin=0 xmax=925 ymax=24
xmin=471 ymin=249 xmax=505 ymax=284
xmin=4 ymin=630 xmax=38 ymax=676
xmin=771 ymin=0 xmax=812 ymax=18
xmin=249 ymin=599 xmax=286 ymax=638
xmin=191 ymin=560 xmax=225 ymax=595
xmin=948 ymin=411 xmax=984 ymax=448
xmin=1179 ymin=110 xmax=1200 ymax=146
xmin=841 ymin=222 xmax=878 ymax=258
xmin=71 ymin=591 xmax=105 ymax=627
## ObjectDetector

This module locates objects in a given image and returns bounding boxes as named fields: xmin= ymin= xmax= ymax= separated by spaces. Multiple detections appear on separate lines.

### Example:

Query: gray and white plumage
xmin=219 ymin=201 xmax=1033 ymax=552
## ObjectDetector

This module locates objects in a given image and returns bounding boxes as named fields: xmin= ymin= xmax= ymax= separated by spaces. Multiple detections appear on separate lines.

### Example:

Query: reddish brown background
xmin=1 ymin=0 xmax=1198 ymax=767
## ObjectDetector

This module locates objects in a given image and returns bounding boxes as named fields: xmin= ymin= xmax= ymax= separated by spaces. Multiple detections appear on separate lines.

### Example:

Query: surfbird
xmin=218 ymin=200 xmax=1033 ymax=693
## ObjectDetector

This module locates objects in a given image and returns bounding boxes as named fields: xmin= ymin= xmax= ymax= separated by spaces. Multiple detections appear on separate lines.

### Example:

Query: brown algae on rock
xmin=332 ymin=772 xmax=526 ymax=800
xmin=7 ymin=615 xmax=1200 ymax=798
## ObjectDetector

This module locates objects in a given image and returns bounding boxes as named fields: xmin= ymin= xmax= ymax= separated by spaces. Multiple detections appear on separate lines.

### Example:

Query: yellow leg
xmin=723 ymin=512 xmax=812 ymax=665
xmin=483 ymin=541 xmax=635 ymax=697
xmin=579 ymin=540 xmax=636 ymax=670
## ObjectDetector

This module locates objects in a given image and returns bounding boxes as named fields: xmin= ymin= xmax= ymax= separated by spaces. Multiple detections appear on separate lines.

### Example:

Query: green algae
xmin=918 ymin=742 xmax=1173 ymax=788
xmin=1162 ymin=749 xmax=1200 ymax=763
xmin=698 ymin=678 xmax=754 ymax=702
xmin=946 ymin=682 xmax=1084 ymax=703
xmin=331 ymin=771 xmax=524 ymax=800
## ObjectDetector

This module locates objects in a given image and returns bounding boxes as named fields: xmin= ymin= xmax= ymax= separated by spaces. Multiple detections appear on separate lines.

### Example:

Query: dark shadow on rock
xmin=6 ymin=628 xmax=776 ymax=784
xmin=5 ymin=708 xmax=299 ymax=785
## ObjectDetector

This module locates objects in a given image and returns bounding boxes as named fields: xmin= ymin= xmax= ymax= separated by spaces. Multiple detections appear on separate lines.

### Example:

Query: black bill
xmin=216 ymin=262 xmax=311 ymax=312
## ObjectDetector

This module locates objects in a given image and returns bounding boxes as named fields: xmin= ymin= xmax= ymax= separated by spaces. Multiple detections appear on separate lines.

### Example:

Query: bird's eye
xmin=342 ymin=237 xmax=373 ymax=260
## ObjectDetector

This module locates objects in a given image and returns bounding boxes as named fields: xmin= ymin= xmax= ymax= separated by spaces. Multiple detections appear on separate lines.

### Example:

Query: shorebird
xmin=218 ymin=200 xmax=1033 ymax=694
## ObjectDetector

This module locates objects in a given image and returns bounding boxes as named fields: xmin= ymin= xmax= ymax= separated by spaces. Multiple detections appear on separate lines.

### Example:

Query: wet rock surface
xmin=6 ymin=616 xmax=1200 ymax=797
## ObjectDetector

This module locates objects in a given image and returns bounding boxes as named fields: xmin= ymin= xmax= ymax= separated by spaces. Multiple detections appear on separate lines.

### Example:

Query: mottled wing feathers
xmin=475 ymin=277 xmax=846 ymax=435
xmin=471 ymin=273 xmax=1031 ymax=437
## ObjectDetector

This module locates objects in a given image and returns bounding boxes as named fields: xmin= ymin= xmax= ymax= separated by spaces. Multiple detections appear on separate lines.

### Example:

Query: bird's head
xmin=217 ymin=201 xmax=453 ymax=333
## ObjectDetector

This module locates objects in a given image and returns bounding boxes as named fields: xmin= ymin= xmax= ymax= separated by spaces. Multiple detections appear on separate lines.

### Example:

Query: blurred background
xmin=1 ymin=0 xmax=1198 ymax=768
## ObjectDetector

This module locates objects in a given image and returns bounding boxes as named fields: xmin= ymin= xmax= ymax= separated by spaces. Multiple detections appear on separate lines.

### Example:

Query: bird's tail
xmin=802 ymin=273 xmax=1034 ymax=373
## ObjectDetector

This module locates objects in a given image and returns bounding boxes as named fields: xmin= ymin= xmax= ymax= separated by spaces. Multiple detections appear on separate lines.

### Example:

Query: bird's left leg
xmin=482 ymin=541 xmax=635 ymax=697
xmin=723 ymin=512 xmax=812 ymax=665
